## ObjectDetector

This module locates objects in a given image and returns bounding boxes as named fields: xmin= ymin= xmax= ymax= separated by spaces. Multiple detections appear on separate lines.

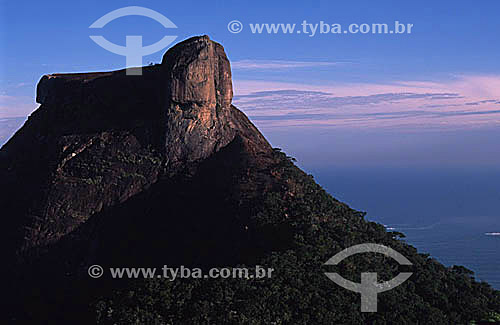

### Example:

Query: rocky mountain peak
xmin=162 ymin=35 xmax=233 ymax=107
xmin=1 ymin=36 xmax=270 ymax=257
xmin=160 ymin=35 xmax=243 ymax=172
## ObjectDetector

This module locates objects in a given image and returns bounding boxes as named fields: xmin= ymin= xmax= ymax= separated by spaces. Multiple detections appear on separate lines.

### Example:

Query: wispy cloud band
xmin=233 ymin=75 xmax=500 ymax=130
xmin=231 ymin=59 xmax=348 ymax=70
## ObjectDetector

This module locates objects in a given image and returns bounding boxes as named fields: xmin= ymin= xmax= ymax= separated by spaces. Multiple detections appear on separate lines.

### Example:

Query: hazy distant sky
xmin=1 ymin=0 xmax=499 ymax=167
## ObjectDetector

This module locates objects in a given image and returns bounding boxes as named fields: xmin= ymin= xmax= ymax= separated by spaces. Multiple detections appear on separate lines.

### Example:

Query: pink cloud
xmin=233 ymin=75 xmax=500 ymax=130
xmin=0 ymin=95 xmax=38 ymax=118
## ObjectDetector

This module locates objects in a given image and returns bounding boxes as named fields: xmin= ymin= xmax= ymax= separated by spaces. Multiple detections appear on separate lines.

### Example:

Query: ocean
xmin=309 ymin=166 xmax=500 ymax=289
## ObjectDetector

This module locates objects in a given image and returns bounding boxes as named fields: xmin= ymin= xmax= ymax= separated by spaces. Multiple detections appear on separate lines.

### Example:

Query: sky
xmin=1 ymin=0 xmax=499 ymax=168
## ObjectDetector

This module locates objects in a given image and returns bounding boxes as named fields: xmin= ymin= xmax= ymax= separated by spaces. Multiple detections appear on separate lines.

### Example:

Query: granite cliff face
xmin=161 ymin=35 xmax=262 ymax=173
xmin=1 ymin=35 xmax=270 ymax=261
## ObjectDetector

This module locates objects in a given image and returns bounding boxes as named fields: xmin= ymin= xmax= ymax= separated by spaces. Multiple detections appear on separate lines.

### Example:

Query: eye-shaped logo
xmin=324 ymin=243 xmax=413 ymax=312
xmin=89 ymin=6 xmax=178 ymax=75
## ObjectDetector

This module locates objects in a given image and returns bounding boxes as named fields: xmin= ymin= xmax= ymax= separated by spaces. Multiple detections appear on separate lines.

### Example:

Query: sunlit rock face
xmin=161 ymin=35 xmax=237 ymax=172
xmin=162 ymin=35 xmax=233 ymax=107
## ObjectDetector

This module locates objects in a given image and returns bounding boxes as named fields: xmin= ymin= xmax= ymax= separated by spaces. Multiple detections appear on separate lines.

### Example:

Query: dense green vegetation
xmin=94 ymin=149 xmax=500 ymax=324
